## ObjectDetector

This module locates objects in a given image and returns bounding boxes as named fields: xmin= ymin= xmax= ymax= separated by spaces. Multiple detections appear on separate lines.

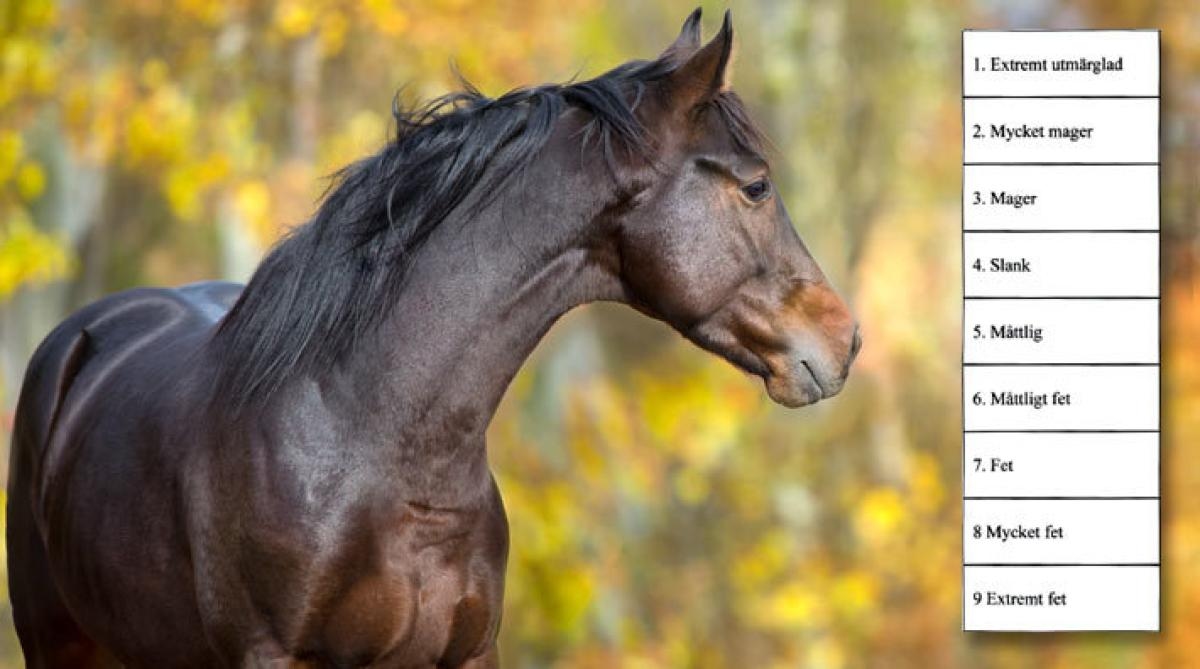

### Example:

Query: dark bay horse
xmin=8 ymin=9 xmax=859 ymax=668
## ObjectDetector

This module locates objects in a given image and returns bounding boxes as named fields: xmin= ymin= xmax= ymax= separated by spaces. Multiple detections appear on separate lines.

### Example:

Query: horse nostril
xmin=848 ymin=327 xmax=862 ymax=362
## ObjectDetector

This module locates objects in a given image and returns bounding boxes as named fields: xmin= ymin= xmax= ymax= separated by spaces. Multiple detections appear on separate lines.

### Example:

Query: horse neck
xmin=305 ymin=149 xmax=627 ymax=501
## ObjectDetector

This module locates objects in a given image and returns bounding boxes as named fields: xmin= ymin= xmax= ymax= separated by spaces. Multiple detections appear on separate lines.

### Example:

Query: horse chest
xmin=240 ymin=495 xmax=509 ymax=667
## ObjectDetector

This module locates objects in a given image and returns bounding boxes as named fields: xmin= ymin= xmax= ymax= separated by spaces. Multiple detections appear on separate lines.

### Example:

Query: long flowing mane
xmin=211 ymin=54 xmax=765 ymax=410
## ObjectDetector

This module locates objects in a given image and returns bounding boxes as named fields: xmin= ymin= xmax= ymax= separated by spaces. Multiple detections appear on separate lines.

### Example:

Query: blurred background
xmin=0 ymin=0 xmax=1197 ymax=666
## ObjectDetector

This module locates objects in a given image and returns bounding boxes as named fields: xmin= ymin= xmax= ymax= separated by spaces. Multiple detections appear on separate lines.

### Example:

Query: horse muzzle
xmin=761 ymin=324 xmax=861 ymax=408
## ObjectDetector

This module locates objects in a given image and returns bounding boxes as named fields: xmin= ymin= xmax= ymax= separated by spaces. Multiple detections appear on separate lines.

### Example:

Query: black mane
xmin=211 ymin=55 xmax=765 ymax=410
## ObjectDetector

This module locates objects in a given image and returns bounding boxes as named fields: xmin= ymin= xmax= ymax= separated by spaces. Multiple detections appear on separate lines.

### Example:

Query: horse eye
xmin=741 ymin=178 xmax=771 ymax=203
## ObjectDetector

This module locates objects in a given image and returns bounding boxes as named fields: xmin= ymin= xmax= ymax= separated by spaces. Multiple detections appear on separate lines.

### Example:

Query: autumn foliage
xmin=1 ymin=1 xmax=1198 ymax=667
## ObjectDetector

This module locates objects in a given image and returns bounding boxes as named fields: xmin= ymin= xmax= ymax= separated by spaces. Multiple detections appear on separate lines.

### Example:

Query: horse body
xmin=11 ymin=278 xmax=515 ymax=667
xmin=10 ymin=284 xmax=233 ymax=666
xmin=9 ymin=10 xmax=860 ymax=667
xmin=12 ymin=106 xmax=612 ymax=666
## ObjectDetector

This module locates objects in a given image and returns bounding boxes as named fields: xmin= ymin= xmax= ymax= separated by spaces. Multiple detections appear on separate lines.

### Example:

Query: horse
xmin=7 ymin=9 xmax=859 ymax=668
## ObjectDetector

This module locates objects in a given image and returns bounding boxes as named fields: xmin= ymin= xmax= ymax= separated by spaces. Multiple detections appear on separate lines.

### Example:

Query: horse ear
xmin=658 ymin=7 xmax=704 ymax=63
xmin=662 ymin=9 xmax=734 ymax=110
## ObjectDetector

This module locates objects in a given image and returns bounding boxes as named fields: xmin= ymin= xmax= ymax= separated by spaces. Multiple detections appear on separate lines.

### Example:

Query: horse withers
xmin=8 ymin=9 xmax=859 ymax=667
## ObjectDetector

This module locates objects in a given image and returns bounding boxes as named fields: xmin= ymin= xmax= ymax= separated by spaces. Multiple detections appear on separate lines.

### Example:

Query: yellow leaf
xmin=275 ymin=1 xmax=315 ymax=37
xmin=0 ymin=132 xmax=23 ymax=184
xmin=755 ymin=580 xmax=818 ymax=628
xmin=140 ymin=59 xmax=169 ymax=88
xmin=234 ymin=180 xmax=272 ymax=240
xmin=16 ymin=162 xmax=45 ymax=201
xmin=0 ymin=213 xmax=74 ymax=299
xmin=854 ymin=487 xmax=906 ymax=544
xmin=318 ymin=11 xmax=349 ymax=56
xmin=831 ymin=570 xmax=878 ymax=615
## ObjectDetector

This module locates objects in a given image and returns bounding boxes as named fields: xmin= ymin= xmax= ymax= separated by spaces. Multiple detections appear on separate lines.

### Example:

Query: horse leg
xmin=7 ymin=465 xmax=119 ymax=668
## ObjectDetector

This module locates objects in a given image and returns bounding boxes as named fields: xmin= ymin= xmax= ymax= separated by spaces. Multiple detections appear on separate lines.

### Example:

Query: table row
xmin=964 ymin=30 xmax=1159 ymax=97
xmin=965 ymin=299 xmax=1157 ymax=363
xmin=965 ymin=432 xmax=1158 ymax=497
xmin=965 ymin=565 xmax=1158 ymax=631
xmin=965 ymin=232 xmax=1158 ymax=297
xmin=964 ymin=366 xmax=1158 ymax=431
xmin=964 ymin=165 xmax=1157 ymax=231
xmin=965 ymin=98 xmax=1158 ymax=164
xmin=965 ymin=499 xmax=1158 ymax=563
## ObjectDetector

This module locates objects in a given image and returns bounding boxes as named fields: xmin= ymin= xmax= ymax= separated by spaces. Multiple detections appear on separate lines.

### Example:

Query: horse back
xmin=13 ymin=280 xmax=241 ymax=474
xmin=8 ymin=281 xmax=242 ymax=665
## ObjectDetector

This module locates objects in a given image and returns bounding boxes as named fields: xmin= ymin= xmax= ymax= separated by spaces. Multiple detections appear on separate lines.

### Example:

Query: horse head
xmin=613 ymin=9 xmax=861 ymax=407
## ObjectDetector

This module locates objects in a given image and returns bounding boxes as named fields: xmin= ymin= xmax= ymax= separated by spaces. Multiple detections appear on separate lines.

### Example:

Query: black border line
xmin=964 ymin=431 xmax=1161 ymax=438
xmin=965 ymin=296 xmax=1160 ymax=300
xmin=963 ymin=229 xmax=1158 ymax=233
xmin=964 ymin=362 xmax=1158 ymax=367
xmin=965 ymin=95 xmax=1159 ymax=99
xmin=965 ymin=496 xmax=1160 ymax=501
xmin=965 ymin=162 xmax=1159 ymax=166
xmin=965 ymin=563 xmax=1160 ymax=567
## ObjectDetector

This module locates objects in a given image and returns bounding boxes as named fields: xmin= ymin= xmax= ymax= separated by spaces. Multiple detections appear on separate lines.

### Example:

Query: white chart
xmin=962 ymin=30 xmax=1161 ymax=633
